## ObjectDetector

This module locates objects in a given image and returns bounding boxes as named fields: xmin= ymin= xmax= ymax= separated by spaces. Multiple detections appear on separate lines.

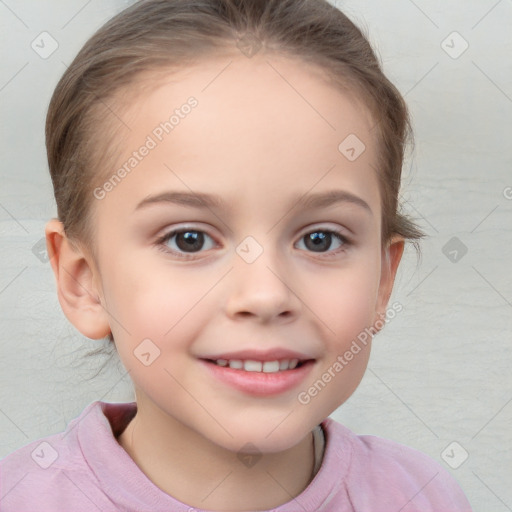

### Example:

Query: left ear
xmin=373 ymin=236 xmax=405 ymax=329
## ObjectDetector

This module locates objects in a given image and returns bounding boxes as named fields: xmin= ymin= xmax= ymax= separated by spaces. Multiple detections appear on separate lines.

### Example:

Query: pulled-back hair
xmin=46 ymin=0 xmax=424 ymax=254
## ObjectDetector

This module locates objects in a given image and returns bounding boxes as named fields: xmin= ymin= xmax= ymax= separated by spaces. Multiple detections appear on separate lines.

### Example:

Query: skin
xmin=46 ymin=52 xmax=404 ymax=510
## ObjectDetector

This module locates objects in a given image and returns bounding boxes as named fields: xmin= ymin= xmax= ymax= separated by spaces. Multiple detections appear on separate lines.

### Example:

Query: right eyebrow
xmin=135 ymin=191 xmax=225 ymax=212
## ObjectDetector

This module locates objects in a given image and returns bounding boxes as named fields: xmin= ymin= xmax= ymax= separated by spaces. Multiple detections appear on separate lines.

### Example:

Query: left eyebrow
xmin=134 ymin=189 xmax=373 ymax=216
xmin=294 ymin=190 xmax=373 ymax=215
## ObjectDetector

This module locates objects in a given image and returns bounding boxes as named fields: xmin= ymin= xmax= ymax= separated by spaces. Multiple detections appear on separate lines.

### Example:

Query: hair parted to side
xmin=46 ymin=0 xmax=425 ymax=351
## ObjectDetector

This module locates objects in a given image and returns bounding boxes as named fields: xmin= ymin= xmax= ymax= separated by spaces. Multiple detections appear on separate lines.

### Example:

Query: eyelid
xmin=157 ymin=222 xmax=216 ymax=240
xmin=298 ymin=222 xmax=351 ymax=238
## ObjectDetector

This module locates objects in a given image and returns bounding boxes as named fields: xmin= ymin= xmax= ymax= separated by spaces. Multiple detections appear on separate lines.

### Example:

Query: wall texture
xmin=1 ymin=1 xmax=511 ymax=510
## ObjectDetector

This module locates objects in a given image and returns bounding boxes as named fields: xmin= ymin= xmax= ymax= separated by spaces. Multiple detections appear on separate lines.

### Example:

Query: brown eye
xmin=160 ymin=229 xmax=216 ymax=256
xmin=296 ymin=229 xmax=349 ymax=254
xmin=174 ymin=231 xmax=205 ymax=252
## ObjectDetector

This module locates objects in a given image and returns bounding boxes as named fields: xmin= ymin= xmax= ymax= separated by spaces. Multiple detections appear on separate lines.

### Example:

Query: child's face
xmin=81 ymin=53 xmax=402 ymax=451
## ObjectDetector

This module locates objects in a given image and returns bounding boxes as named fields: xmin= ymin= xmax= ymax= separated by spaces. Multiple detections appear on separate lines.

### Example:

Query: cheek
xmin=102 ymin=262 xmax=210 ymax=394
xmin=102 ymin=255 xmax=215 ymax=351
xmin=312 ymin=257 xmax=381 ymax=347
xmin=302 ymin=273 xmax=379 ymax=416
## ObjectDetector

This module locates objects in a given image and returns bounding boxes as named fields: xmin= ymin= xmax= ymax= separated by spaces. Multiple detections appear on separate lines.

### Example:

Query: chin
xmin=204 ymin=415 xmax=318 ymax=455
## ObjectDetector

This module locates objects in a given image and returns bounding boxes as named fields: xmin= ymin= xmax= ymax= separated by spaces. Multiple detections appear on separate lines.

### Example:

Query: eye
xmin=295 ymin=228 xmax=350 ymax=255
xmin=157 ymin=228 xmax=216 ymax=258
xmin=156 ymin=226 xmax=350 ymax=260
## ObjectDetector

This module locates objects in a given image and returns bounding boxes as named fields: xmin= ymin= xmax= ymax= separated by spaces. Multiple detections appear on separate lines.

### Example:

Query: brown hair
xmin=46 ymin=0 xmax=424 ymax=354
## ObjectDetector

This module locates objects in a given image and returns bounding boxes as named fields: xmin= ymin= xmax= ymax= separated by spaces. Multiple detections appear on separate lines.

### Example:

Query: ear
xmin=373 ymin=236 xmax=405 ymax=331
xmin=45 ymin=219 xmax=111 ymax=340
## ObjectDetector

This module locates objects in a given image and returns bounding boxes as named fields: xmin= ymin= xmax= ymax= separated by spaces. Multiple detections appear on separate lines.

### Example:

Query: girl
xmin=1 ymin=0 xmax=473 ymax=510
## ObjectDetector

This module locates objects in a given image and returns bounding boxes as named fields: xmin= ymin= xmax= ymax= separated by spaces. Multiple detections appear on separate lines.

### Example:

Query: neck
xmin=117 ymin=398 xmax=317 ymax=510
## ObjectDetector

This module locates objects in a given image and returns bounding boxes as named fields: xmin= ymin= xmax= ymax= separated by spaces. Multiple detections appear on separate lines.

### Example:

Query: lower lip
xmin=199 ymin=359 xmax=315 ymax=397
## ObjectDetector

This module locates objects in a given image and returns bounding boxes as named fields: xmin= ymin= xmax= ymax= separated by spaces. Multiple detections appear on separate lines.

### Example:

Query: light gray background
xmin=1 ymin=1 xmax=511 ymax=510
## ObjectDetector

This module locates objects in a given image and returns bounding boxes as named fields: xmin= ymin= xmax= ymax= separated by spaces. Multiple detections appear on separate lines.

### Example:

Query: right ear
xmin=45 ymin=219 xmax=111 ymax=340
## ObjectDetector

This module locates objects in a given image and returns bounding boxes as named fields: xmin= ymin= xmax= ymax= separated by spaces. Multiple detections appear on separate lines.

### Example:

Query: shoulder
xmin=0 ymin=401 xmax=117 ymax=512
xmin=322 ymin=418 xmax=473 ymax=511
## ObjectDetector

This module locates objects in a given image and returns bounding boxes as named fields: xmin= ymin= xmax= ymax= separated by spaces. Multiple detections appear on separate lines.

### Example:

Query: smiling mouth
xmin=202 ymin=358 xmax=314 ymax=373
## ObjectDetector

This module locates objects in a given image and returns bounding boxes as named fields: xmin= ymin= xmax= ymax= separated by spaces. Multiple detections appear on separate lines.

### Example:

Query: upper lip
xmin=199 ymin=348 xmax=316 ymax=362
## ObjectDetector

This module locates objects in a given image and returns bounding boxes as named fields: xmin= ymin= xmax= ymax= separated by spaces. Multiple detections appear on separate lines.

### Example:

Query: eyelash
xmin=155 ymin=226 xmax=352 ymax=260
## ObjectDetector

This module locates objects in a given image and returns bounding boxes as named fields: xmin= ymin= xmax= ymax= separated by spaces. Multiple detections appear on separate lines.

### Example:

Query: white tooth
xmin=279 ymin=359 xmax=290 ymax=370
xmin=262 ymin=360 xmax=280 ymax=373
xmin=244 ymin=360 xmax=263 ymax=372
xmin=229 ymin=360 xmax=243 ymax=369
xmin=216 ymin=359 xmax=228 ymax=367
xmin=289 ymin=358 xmax=299 ymax=369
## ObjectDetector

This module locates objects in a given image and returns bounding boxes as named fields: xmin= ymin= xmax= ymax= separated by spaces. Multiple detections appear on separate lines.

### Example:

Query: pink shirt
xmin=0 ymin=400 xmax=473 ymax=511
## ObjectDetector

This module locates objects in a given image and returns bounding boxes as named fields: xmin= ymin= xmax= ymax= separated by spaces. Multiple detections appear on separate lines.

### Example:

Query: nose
xmin=224 ymin=244 xmax=301 ymax=324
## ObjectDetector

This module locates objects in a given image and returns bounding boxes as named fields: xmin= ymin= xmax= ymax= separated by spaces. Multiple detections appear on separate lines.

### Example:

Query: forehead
xmin=97 ymin=52 xmax=380 ymax=217
xmin=126 ymin=52 xmax=375 ymax=142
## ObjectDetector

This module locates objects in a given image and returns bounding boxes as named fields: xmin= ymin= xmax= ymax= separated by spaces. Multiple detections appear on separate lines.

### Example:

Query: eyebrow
xmin=135 ymin=189 xmax=372 ymax=215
